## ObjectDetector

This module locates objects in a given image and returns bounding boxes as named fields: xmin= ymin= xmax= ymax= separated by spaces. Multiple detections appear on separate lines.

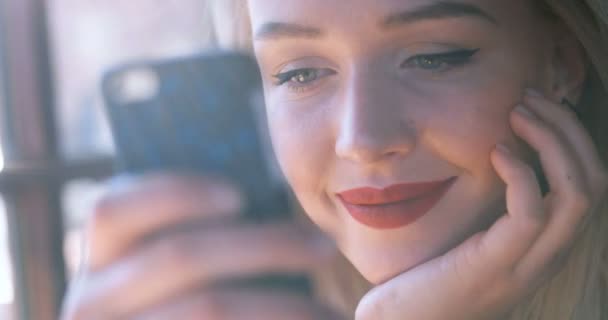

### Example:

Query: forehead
xmin=247 ymin=0 xmax=534 ymax=32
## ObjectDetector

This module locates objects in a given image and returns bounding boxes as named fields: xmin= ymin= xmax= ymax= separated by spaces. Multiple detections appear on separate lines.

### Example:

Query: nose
xmin=335 ymin=72 xmax=416 ymax=164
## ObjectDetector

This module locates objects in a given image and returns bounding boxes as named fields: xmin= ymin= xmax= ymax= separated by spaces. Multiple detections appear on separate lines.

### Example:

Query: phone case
xmin=101 ymin=52 xmax=289 ymax=221
xmin=101 ymin=51 xmax=311 ymax=295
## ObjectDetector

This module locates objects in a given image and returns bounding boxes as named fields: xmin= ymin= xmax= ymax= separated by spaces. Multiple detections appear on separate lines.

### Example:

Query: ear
xmin=547 ymin=26 xmax=588 ymax=104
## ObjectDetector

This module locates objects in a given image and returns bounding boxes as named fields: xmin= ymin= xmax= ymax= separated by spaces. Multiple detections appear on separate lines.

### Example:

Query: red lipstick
xmin=337 ymin=177 xmax=458 ymax=229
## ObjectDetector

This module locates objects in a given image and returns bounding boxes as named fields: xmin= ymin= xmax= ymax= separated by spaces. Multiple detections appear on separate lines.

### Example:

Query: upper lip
xmin=337 ymin=177 xmax=457 ymax=205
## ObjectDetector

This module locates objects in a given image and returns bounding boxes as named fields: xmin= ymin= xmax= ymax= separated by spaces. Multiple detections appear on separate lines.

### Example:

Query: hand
xmin=355 ymin=90 xmax=608 ymax=320
xmin=61 ymin=173 xmax=343 ymax=320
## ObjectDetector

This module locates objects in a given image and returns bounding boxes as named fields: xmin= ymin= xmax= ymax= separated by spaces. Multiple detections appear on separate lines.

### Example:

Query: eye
xmin=402 ymin=48 xmax=480 ymax=71
xmin=273 ymin=68 xmax=336 ymax=87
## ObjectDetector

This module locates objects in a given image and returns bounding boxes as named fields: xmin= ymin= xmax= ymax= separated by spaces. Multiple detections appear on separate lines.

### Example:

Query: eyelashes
xmin=401 ymin=48 xmax=480 ymax=71
xmin=272 ymin=48 xmax=481 ymax=91
xmin=273 ymin=68 xmax=336 ymax=87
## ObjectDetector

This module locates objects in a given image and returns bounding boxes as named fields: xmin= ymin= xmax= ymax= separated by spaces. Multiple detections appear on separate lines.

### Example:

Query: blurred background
xmin=0 ymin=1 xmax=216 ymax=319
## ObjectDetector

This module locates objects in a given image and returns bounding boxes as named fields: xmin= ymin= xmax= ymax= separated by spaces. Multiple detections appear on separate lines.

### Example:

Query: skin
xmin=249 ymin=0 xmax=578 ymax=284
xmin=61 ymin=0 xmax=608 ymax=319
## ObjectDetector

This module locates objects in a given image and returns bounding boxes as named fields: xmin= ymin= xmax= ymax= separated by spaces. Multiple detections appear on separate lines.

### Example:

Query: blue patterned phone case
xmin=101 ymin=51 xmax=311 ymax=294
xmin=102 ymin=52 xmax=289 ymax=221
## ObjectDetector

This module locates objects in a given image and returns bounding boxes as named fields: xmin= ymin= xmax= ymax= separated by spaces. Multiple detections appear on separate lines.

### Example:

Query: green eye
xmin=402 ymin=48 xmax=480 ymax=71
xmin=412 ymin=56 xmax=446 ymax=70
xmin=273 ymin=68 xmax=336 ymax=86
xmin=292 ymin=69 xmax=318 ymax=84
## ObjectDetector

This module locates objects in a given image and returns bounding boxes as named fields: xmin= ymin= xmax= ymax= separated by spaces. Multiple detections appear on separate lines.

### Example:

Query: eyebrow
xmin=254 ymin=1 xmax=498 ymax=41
xmin=254 ymin=22 xmax=323 ymax=41
xmin=382 ymin=1 xmax=499 ymax=29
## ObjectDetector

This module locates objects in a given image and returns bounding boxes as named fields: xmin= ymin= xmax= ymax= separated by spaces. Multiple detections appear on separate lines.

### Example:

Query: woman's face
xmin=249 ymin=0 xmax=560 ymax=284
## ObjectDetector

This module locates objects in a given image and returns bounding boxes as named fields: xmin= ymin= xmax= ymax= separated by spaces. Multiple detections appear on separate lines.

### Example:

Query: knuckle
xmin=158 ymin=174 xmax=234 ymax=198
xmin=157 ymin=239 xmax=194 ymax=265
xmin=136 ymin=176 xmax=200 ymax=207
xmin=510 ymin=161 xmax=537 ymax=184
xmin=520 ymin=211 xmax=546 ymax=230
xmin=154 ymin=236 xmax=204 ymax=274
xmin=158 ymin=177 xmax=242 ymax=215
xmin=88 ymin=196 xmax=119 ymax=236
xmin=159 ymin=178 xmax=202 ymax=199
xmin=535 ymin=123 xmax=559 ymax=145
xmin=566 ymin=190 xmax=591 ymax=215
xmin=518 ymin=163 xmax=537 ymax=181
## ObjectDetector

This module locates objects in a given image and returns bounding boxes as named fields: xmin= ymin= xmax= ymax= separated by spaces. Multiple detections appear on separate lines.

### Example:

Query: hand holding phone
xmin=102 ymin=52 xmax=288 ymax=221
xmin=60 ymin=52 xmax=343 ymax=320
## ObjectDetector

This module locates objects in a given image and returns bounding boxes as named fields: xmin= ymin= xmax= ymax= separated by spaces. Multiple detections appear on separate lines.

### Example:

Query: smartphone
xmin=101 ymin=51 xmax=291 ymax=220
xmin=101 ymin=51 xmax=310 ymax=293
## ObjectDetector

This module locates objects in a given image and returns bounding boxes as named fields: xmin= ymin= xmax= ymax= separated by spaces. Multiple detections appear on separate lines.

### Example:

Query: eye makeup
xmin=401 ymin=48 xmax=480 ymax=71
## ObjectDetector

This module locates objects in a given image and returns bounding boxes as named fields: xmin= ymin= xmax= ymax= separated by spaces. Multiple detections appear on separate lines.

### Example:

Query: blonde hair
xmin=204 ymin=1 xmax=608 ymax=318
xmin=506 ymin=1 xmax=608 ymax=319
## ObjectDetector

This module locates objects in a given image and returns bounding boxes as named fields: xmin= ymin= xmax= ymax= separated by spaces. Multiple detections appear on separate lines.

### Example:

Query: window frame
xmin=0 ymin=1 xmax=113 ymax=319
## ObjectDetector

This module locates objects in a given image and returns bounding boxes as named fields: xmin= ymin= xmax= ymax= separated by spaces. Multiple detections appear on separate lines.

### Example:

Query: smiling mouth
xmin=337 ymin=177 xmax=458 ymax=229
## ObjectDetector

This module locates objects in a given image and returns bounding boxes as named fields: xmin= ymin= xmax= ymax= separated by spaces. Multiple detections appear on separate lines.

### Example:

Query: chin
xmin=341 ymin=237 xmax=446 ymax=285
xmin=343 ymin=211 xmax=501 ymax=286
xmin=336 ymin=181 xmax=507 ymax=286
xmin=363 ymin=262 xmax=420 ymax=286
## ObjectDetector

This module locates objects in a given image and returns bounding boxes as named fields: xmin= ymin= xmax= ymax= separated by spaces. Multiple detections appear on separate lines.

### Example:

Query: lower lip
xmin=339 ymin=178 xmax=457 ymax=229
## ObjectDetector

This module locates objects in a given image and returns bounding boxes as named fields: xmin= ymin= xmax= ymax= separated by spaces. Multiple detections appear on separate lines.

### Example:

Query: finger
xmin=87 ymin=173 xmax=243 ymax=270
xmin=509 ymin=105 xmax=592 ymax=278
xmin=134 ymin=288 xmax=344 ymax=320
xmin=355 ymin=148 xmax=547 ymax=320
xmin=524 ymin=90 xmax=607 ymax=190
xmin=77 ymin=223 xmax=334 ymax=318
xmin=475 ymin=145 xmax=546 ymax=269
xmin=356 ymin=245 xmax=515 ymax=320
xmin=510 ymin=104 xmax=588 ymax=211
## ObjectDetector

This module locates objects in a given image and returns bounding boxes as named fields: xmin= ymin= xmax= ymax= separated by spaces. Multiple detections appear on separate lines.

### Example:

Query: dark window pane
xmin=48 ymin=0 xmax=212 ymax=159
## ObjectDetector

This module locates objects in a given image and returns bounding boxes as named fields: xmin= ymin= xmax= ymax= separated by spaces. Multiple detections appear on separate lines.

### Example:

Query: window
xmin=0 ymin=1 xmax=214 ymax=319
xmin=48 ymin=0 xmax=214 ymax=279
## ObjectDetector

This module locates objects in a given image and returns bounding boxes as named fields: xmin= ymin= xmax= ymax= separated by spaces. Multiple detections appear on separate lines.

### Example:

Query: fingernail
xmin=525 ymin=88 xmax=544 ymax=97
xmin=496 ymin=143 xmax=512 ymax=155
xmin=514 ymin=105 xmax=537 ymax=120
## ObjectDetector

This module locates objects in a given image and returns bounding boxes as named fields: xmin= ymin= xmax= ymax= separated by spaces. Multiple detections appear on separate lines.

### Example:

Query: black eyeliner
xmin=273 ymin=69 xmax=301 ymax=85
xmin=413 ymin=48 xmax=480 ymax=65
xmin=429 ymin=48 xmax=479 ymax=60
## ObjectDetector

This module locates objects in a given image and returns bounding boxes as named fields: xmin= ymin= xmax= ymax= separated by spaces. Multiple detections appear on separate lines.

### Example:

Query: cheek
xmin=265 ymin=96 xmax=337 ymax=227
xmin=420 ymin=74 xmax=525 ymax=177
xmin=428 ymin=99 xmax=511 ymax=172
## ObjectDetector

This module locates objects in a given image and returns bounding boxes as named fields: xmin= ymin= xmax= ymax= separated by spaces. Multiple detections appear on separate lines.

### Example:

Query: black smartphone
xmin=101 ymin=51 xmax=310 ymax=293
xmin=101 ymin=51 xmax=291 ymax=220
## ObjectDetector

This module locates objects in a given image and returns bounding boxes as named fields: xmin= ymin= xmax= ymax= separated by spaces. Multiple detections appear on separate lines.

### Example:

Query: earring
xmin=561 ymin=97 xmax=582 ymax=119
